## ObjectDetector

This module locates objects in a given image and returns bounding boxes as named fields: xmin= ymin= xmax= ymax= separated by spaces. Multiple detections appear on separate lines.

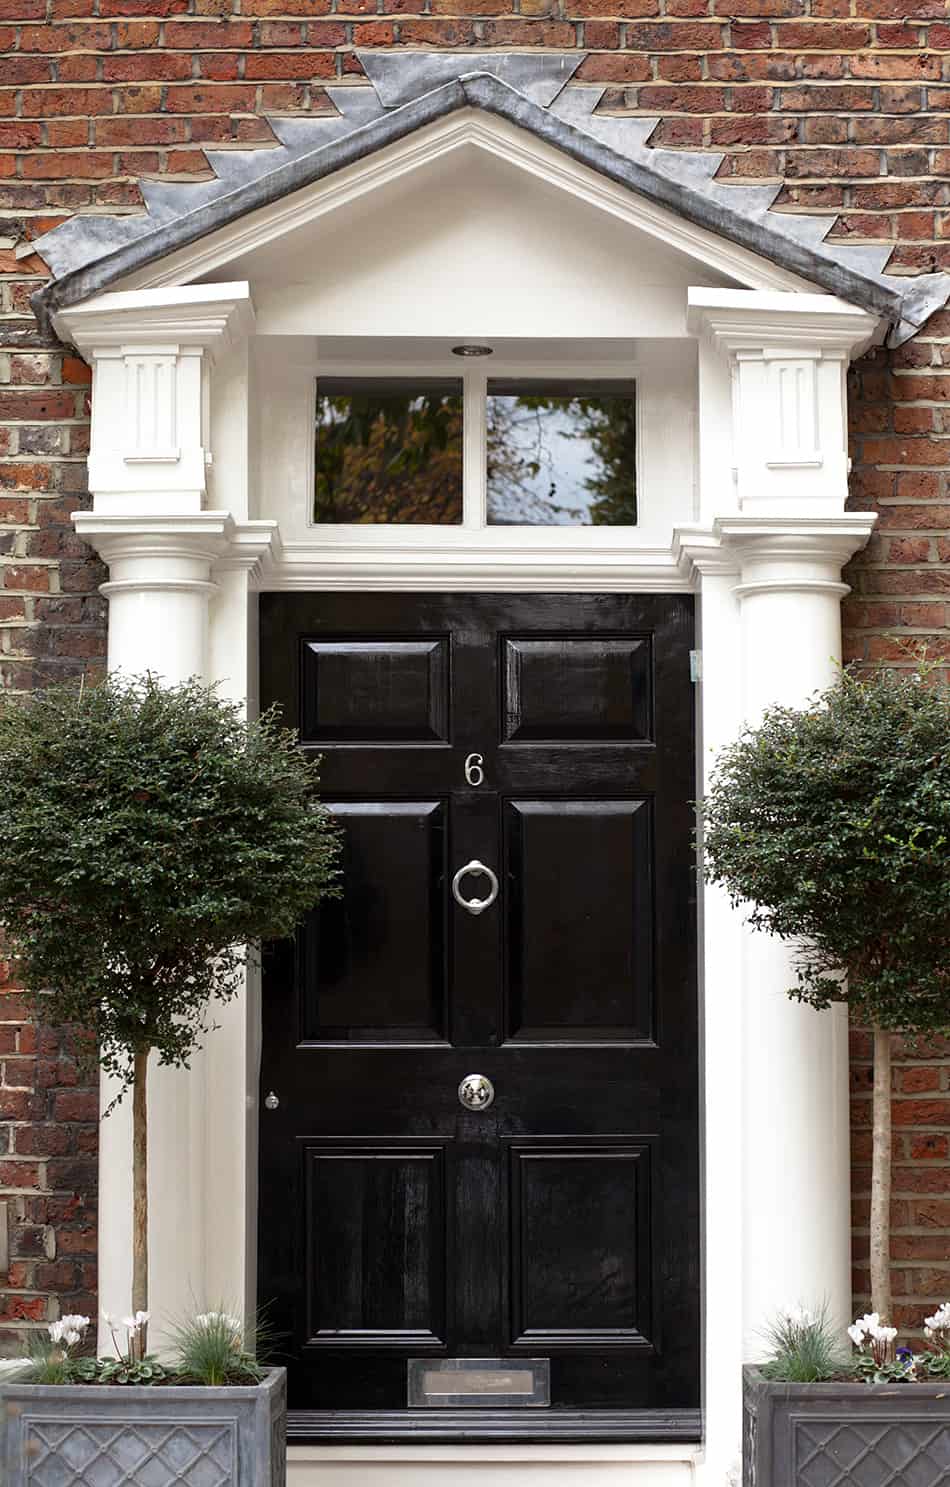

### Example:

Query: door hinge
xmin=689 ymin=650 xmax=702 ymax=683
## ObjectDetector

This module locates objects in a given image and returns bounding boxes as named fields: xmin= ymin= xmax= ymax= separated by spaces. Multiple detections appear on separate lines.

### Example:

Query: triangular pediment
xmin=33 ymin=52 xmax=948 ymax=344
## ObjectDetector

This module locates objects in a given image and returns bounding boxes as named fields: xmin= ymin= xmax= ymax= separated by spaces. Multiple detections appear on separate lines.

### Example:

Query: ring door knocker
xmin=451 ymin=860 xmax=499 ymax=917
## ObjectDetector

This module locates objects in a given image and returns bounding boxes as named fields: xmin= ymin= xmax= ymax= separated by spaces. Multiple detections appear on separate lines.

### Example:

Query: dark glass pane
xmin=314 ymin=378 xmax=463 ymax=524
xmin=486 ymin=380 xmax=636 ymax=527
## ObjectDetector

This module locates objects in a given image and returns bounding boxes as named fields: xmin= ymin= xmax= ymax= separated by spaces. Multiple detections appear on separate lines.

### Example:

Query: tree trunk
xmin=132 ymin=1048 xmax=149 ymax=1360
xmin=869 ymin=1023 xmax=893 ymax=1324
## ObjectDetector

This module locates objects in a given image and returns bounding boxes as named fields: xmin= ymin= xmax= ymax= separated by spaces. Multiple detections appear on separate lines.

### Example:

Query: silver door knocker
xmin=458 ymin=1074 xmax=495 ymax=1112
xmin=452 ymin=860 xmax=499 ymax=916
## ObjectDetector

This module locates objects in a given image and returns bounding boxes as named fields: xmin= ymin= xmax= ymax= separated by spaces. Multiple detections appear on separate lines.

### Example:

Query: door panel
xmin=304 ymin=1139 xmax=450 ymax=1347
xmin=502 ymin=636 xmax=653 ymax=743
xmin=259 ymin=592 xmax=698 ymax=1440
xmin=301 ymin=801 xmax=448 ymax=1043
xmin=507 ymin=1138 xmax=653 ymax=1348
xmin=300 ymin=638 xmax=450 ymax=744
xmin=504 ymin=799 xmax=653 ymax=1043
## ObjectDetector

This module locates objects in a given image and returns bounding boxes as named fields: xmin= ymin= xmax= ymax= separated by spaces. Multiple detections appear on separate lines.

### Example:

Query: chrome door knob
xmin=264 ymin=1091 xmax=280 ymax=1111
xmin=458 ymin=1074 xmax=495 ymax=1112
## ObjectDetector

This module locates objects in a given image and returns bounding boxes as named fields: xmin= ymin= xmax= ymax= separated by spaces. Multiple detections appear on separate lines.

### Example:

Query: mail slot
xmin=408 ymin=1358 xmax=550 ymax=1408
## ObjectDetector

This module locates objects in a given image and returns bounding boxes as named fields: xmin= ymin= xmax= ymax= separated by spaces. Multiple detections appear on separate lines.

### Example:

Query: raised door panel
xmin=303 ymin=1139 xmax=450 ymax=1349
xmin=300 ymin=638 xmax=450 ymax=744
xmin=300 ymin=801 xmax=448 ymax=1043
xmin=502 ymin=637 xmax=652 ymax=744
xmin=504 ymin=799 xmax=654 ymax=1043
xmin=507 ymin=1138 xmax=654 ymax=1351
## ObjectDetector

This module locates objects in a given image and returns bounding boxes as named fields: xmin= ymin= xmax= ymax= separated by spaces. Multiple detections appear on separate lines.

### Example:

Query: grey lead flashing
xmin=32 ymin=53 xmax=949 ymax=345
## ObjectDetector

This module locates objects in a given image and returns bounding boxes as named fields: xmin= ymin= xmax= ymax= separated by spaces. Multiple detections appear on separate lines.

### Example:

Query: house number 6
xmin=464 ymin=753 xmax=485 ymax=787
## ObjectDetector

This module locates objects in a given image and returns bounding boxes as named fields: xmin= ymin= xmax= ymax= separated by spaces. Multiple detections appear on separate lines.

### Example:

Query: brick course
xmin=0 ymin=4 xmax=947 ymax=1348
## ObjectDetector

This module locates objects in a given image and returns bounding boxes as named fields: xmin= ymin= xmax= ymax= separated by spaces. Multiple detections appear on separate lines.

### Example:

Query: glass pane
xmin=314 ymin=378 xmax=463 ymax=524
xmin=486 ymin=380 xmax=637 ymax=526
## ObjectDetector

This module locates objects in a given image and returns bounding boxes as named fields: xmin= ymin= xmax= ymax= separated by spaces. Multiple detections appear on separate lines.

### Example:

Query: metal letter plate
xmin=408 ymin=1358 xmax=549 ymax=1408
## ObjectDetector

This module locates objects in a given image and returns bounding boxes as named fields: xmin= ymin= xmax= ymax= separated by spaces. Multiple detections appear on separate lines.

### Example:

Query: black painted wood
xmin=286 ymin=1408 xmax=703 ymax=1444
xmin=259 ymin=593 xmax=699 ymax=1437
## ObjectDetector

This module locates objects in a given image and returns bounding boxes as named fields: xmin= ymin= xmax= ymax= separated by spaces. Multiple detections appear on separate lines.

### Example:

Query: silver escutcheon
xmin=264 ymin=1091 xmax=280 ymax=1111
xmin=458 ymin=1074 xmax=495 ymax=1112
xmin=451 ymin=860 xmax=499 ymax=916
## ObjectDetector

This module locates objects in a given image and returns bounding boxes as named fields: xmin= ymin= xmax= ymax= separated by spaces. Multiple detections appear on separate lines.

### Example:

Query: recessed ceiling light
xmin=451 ymin=344 xmax=494 ymax=357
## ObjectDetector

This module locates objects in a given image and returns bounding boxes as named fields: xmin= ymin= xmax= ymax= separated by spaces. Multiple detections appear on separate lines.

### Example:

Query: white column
xmin=687 ymin=291 xmax=879 ymax=1368
xmin=56 ymin=284 xmax=261 ymax=1353
xmin=723 ymin=515 xmax=874 ymax=1355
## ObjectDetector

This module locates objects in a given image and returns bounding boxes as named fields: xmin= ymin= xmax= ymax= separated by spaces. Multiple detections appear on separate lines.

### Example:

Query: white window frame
xmin=311 ymin=362 xmax=642 ymax=536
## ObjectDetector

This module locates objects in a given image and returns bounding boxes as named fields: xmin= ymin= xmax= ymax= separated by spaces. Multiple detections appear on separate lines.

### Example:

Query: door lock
xmin=264 ymin=1091 xmax=280 ymax=1111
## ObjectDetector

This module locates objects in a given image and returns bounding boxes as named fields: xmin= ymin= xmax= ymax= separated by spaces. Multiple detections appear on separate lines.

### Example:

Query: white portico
xmin=32 ymin=50 xmax=921 ymax=1487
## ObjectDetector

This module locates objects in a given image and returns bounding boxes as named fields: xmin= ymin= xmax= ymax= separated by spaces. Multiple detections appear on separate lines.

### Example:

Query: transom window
xmin=313 ymin=376 xmax=637 ymax=527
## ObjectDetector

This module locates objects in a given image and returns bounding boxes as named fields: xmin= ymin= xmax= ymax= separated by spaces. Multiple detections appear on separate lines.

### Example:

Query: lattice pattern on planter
xmin=795 ymin=1419 xmax=950 ymax=1487
xmin=24 ymin=1418 xmax=236 ymax=1487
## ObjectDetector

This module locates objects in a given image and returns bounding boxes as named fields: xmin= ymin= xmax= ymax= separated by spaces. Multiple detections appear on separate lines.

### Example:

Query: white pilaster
xmin=688 ymin=289 xmax=878 ymax=1381
xmin=56 ymin=286 xmax=268 ymax=1354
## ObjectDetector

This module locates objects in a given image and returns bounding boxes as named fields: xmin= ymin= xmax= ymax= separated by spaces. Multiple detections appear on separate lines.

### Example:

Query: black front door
xmin=259 ymin=593 xmax=699 ymax=1441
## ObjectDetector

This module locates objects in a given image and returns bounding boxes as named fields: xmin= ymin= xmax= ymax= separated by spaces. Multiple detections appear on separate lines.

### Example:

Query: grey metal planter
xmin=744 ymin=1364 xmax=950 ymax=1487
xmin=1 ymin=1366 xmax=286 ymax=1487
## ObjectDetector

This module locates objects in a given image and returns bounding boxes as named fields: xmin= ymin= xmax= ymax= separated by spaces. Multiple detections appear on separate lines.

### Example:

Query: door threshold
xmin=287 ymin=1408 xmax=702 ymax=1445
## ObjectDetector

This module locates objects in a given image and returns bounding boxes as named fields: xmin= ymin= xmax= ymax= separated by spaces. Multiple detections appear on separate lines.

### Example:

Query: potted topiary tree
xmin=701 ymin=664 xmax=950 ymax=1487
xmin=0 ymin=673 xmax=340 ymax=1487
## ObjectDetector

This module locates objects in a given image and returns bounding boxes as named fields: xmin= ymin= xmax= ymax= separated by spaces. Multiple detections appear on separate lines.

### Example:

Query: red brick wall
xmin=0 ymin=966 xmax=99 ymax=1348
xmin=0 ymin=8 xmax=948 ymax=1347
xmin=850 ymin=1031 xmax=950 ymax=1335
xmin=0 ymin=246 xmax=102 ymax=1354
xmin=845 ymin=322 xmax=950 ymax=1334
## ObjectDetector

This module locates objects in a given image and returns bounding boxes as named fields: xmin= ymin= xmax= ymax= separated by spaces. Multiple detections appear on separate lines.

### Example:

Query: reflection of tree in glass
xmin=313 ymin=385 xmax=636 ymax=527
xmin=487 ymin=393 xmax=636 ymax=527
xmin=486 ymin=398 xmax=586 ymax=524
xmin=314 ymin=390 xmax=463 ymax=524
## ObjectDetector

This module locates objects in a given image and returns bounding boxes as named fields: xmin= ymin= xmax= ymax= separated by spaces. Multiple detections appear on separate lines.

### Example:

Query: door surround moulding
xmin=66 ymin=279 xmax=882 ymax=1487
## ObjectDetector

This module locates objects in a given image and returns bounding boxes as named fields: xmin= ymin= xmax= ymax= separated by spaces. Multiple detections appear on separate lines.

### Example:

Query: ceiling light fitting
xmin=451 ymin=344 xmax=494 ymax=357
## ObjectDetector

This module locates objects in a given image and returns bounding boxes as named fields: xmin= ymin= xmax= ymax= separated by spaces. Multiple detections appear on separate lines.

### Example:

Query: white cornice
xmin=687 ymin=288 xmax=880 ymax=359
xmin=715 ymin=513 xmax=877 ymax=554
xmin=54 ymin=282 xmax=255 ymax=358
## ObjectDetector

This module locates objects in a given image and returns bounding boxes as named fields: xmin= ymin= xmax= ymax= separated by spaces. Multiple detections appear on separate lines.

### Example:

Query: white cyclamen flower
xmin=60 ymin=1314 xmax=90 ymax=1334
xmin=49 ymin=1316 xmax=87 ymax=1346
xmin=847 ymin=1322 xmax=867 ymax=1347
xmin=101 ymin=1310 xmax=115 ymax=1328
xmin=924 ymin=1302 xmax=950 ymax=1337
xmin=122 ymin=1315 xmax=141 ymax=1333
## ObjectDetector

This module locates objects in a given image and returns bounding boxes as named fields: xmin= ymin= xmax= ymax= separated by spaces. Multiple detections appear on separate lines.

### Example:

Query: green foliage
xmin=854 ymin=1353 xmax=917 ymax=1385
xmin=0 ymin=673 xmax=341 ymax=1093
xmin=94 ymin=1356 xmax=170 ymax=1386
xmin=23 ymin=1333 xmax=75 ymax=1386
xmin=701 ymin=668 xmax=950 ymax=1034
xmin=920 ymin=1352 xmax=950 ymax=1380
xmin=169 ymin=1310 xmax=264 ymax=1387
xmin=759 ymin=1306 xmax=852 ymax=1383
